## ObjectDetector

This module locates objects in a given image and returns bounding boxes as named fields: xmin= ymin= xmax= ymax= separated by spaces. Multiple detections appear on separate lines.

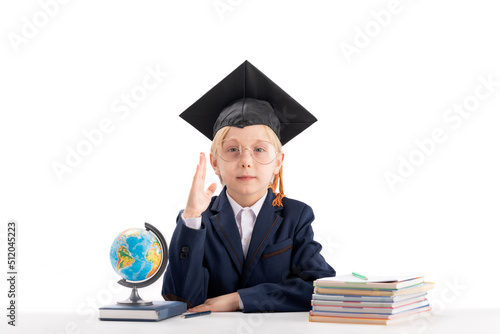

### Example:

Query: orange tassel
xmin=269 ymin=166 xmax=285 ymax=207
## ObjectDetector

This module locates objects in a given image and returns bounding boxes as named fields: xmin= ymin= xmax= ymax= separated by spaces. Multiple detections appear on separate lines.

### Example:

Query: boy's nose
xmin=240 ymin=149 xmax=253 ymax=167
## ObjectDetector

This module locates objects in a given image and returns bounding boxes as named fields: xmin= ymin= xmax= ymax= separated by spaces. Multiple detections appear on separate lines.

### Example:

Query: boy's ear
xmin=273 ymin=152 xmax=284 ymax=175
xmin=210 ymin=153 xmax=220 ymax=175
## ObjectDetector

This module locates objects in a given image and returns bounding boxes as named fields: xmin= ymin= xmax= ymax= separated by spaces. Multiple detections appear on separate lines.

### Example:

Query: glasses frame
xmin=216 ymin=139 xmax=279 ymax=165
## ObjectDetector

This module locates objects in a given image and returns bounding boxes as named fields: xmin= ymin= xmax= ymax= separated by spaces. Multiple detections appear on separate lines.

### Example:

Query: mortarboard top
xmin=179 ymin=60 xmax=317 ymax=146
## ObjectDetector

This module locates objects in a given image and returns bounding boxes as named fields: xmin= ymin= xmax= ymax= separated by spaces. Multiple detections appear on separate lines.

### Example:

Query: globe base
xmin=117 ymin=286 xmax=153 ymax=306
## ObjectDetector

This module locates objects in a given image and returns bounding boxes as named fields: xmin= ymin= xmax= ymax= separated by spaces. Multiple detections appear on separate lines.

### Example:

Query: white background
xmin=1 ymin=0 xmax=499 ymax=327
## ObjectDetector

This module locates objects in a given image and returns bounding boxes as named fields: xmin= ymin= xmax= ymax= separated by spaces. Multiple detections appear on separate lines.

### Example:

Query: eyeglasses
xmin=217 ymin=139 xmax=278 ymax=165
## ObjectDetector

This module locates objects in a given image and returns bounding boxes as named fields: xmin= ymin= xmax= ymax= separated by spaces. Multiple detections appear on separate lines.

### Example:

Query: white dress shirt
xmin=181 ymin=190 xmax=268 ymax=310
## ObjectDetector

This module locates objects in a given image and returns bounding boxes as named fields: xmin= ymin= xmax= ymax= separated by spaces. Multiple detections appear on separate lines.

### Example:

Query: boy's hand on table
xmin=188 ymin=292 xmax=240 ymax=312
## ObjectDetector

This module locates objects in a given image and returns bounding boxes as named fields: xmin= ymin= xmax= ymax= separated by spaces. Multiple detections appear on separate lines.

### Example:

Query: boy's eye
xmin=227 ymin=147 xmax=240 ymax=153
xmin=254 ymin=147 xmax=266 ymax=153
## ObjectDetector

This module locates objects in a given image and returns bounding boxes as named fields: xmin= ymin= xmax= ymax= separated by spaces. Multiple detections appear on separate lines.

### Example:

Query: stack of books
xmin=309 ymin=274 xmax=434 ymax=325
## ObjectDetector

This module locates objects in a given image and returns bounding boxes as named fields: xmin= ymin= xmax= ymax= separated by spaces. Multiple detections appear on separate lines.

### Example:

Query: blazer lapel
xmin=241 ymin=189 xmax=284 ymax=285
xmin=209 ymin=188 xmax=245 ymax=274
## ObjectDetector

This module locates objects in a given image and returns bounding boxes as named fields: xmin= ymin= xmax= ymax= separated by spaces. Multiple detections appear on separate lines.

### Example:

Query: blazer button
xmin=181 ymin=246 xmax=189 ymax=253
xmin=180 ymin=252 xmax=188 ymax=260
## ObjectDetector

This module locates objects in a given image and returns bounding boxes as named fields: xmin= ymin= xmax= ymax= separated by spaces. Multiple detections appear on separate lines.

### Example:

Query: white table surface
xmin=6 ymin=308 xmax=500 ymax=334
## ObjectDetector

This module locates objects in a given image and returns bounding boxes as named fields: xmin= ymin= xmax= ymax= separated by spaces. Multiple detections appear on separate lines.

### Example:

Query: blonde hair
xmin=211 ymin=125 xmax=285 ymax=207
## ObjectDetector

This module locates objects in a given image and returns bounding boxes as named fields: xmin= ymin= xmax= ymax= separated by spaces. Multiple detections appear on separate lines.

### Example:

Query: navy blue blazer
xmin=161 ymin=187 xmax=335 ymax=312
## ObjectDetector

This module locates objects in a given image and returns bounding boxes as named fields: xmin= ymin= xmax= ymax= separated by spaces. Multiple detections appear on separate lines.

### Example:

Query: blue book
xmin=99 ymin=301 xmax=187 ymax=322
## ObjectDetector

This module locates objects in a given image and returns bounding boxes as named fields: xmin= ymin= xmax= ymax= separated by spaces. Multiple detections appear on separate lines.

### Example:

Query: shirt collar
xmin=226 ymin=190 xmax=268 ymax=218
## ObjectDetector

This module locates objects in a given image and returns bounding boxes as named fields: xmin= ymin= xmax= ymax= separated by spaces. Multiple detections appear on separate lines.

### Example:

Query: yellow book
xmin=314 ymin=282 xmax=434 ymax=297
xmin=309 ymin=308 xmax=432 ymax=325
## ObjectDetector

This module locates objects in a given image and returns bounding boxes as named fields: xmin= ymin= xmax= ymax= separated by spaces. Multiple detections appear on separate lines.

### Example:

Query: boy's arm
xmin=161 ymin=211 xmax=209 ymax=308
xmin=162 ymin=152 xmax=215 ymax=307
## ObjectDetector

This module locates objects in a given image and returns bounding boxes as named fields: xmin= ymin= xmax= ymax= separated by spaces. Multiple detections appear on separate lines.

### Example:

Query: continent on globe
xmin=116 ymin=245 xmax=135 ymax=270
xmin=145 ymin=239 xmax=162 ymax=277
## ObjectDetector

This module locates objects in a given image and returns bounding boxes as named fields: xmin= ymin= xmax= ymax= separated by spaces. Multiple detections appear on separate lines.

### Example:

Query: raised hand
xmin=183 ymin=153 xmax=217 ymax=218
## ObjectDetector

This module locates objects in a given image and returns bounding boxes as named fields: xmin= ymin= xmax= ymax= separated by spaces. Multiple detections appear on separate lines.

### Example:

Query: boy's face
xmin=210 ymin=125 xmax=284 ymax=206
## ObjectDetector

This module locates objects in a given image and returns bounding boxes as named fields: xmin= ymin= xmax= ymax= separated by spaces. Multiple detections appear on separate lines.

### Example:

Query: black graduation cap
xmin=179 ymin=60 xmax=317 ymax=146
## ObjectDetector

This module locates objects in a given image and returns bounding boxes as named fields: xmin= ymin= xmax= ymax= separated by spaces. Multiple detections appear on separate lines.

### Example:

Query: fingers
xmin=206 ymin=183 xmax=217 ymax=198
xmin=188 ymin=293 xmax=239 ymax=313
xmin=192 ymin=153 xmax=206 ymax=187
xmin=200 ymin=152 xmax=207 ymax=180
xmin=198 ymin=152 xmax=207 ymax=180
xmin=185 ymin=153 xmax=216 ymax=218
xmin=198 ymin=152 xmax=206 ymax=179
xmin=188 ymin=303 xmax=211 ymax=313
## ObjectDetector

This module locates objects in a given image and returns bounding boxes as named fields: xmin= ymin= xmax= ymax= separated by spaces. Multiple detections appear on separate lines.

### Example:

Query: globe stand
xmin=113 ymin=222 xmax=169 ymax=307
xmin=117 ymin=286 xmax=152 ymax=306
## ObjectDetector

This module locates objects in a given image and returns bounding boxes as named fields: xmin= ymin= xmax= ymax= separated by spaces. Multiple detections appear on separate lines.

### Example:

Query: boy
xmin=161 ymin=61 xmax=335 ymax=312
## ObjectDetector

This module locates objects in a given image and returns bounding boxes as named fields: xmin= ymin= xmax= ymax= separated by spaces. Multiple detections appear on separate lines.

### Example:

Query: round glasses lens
xmin=251 ymin=142 xmax=276 ymax=164
xmin=220 ymin=140 xmax=241 ymax=162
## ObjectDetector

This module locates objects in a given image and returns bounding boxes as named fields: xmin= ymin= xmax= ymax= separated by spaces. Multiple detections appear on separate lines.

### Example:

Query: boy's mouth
xmin=237 ymin=175 xmax=256 ymax=181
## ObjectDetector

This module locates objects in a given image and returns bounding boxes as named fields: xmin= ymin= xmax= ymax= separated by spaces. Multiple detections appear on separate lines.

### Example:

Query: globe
xmin=110 ymin=227 xmax=163 ymax=282
xmin=108 ymin=223 xmax=169 ymax=306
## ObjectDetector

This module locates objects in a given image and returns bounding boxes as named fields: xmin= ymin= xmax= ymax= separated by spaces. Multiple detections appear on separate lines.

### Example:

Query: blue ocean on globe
xmin=109 ymin=228 xmax=162 ymax=282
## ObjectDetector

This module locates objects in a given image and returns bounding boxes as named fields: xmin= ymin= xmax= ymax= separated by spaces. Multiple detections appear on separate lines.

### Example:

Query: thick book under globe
xmin=99 ymin=301 xmax=187 ymax=322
